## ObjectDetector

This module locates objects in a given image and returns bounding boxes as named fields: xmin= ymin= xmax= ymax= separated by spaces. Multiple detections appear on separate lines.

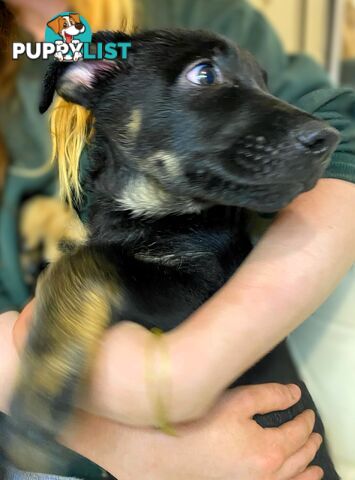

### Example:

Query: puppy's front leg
xmin=3 ymin=246 xmax=121 ymax=474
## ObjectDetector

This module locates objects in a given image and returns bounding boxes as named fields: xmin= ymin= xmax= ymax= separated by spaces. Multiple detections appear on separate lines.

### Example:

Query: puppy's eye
xmin=186 ymin=63 xmax=222 ymax=86
xmin=64 ymin=22 xmax=69 ymax=28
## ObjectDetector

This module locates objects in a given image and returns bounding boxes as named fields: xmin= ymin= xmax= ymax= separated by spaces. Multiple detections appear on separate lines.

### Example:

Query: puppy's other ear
xmin=39 ymin=61 xmax=70 ymax=114
xmin=39 ymin=60 xmax=121 ymax=113
xmin=70 ymin=13 xmax=81 ymax=24
xmin=39 ymin=31 xmax=132 ymax=113
xmin=47 ymin=17 xmax=62 ymax=35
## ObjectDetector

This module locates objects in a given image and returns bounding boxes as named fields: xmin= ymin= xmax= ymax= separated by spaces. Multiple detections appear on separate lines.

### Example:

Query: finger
xmin=276 ymin=433 xmax=322 ymax=480
xmin=271 ymin=410 xmax=316 ymax=458
xmin=290 ymin=466 xmax=324 ymax=480
xmin=236 ymin=383 xmax=301 ymax=416
xmin=13 ymin=299 xmax=35 ymax=351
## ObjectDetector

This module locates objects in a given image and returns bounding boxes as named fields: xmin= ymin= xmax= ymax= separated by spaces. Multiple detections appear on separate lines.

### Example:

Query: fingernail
xmin=288 ymin=384 xmax=301 ymax=399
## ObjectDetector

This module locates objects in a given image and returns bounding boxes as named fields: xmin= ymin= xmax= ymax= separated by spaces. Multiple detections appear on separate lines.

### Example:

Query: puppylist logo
xmin=13 ymin=12 xmax=131 ymax=62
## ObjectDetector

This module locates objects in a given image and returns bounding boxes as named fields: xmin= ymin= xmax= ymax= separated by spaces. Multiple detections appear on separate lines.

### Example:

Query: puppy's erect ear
xmin=58 ymin=60 xmax=121 ymax=107
xmin=39 ymin=60 xmax=122 ymax=113
xmin=47 ymin=17 xmax=63 ymax=35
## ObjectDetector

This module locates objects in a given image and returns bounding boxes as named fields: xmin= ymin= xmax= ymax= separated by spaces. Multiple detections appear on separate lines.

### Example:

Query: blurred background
xmin=250 ymin=0 xmax=354 ymax=85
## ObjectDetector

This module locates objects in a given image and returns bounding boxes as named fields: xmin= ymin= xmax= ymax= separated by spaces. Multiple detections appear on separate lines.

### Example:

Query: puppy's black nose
xmin=296 ymin=123 xmax=339 ymax=156
xmin=75 ymin=22 xmax=84 ymax=29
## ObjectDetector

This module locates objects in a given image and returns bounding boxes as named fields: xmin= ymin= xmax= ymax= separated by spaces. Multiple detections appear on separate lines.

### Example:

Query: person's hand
xmin=1 ymin=309 xmax=323 ymax=480
xmin=59 ymin=384 xmax=323 ymax=480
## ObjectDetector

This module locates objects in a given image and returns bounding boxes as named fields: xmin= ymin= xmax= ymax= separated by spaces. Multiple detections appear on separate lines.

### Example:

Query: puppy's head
xmin=41 ymin=29 xmax=339 ymax=215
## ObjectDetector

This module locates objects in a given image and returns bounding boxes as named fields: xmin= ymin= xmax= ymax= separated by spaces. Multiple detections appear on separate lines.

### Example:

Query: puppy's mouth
xmin=181 ymin=169 xmax=314 ymax=212
xmin=64 ymin=33 xmax=73 ymax=43
xmin=214 ymin=181 xmax=306 ymax=212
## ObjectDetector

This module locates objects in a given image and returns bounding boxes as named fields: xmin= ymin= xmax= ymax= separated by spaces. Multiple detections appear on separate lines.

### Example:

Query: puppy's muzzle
xmin=220 ymin=96 xmax=340 ymax=190
xmin=183 ymin=95 xmax=340 ymax=212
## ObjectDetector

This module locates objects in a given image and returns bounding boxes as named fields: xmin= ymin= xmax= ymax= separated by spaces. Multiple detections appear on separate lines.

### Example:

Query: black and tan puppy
xmin=2 ymin=29 xmax=340 ymax=478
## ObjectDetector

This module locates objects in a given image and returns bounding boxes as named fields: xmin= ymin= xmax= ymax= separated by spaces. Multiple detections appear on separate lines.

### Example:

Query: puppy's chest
xmin=134 ymin=229 xmax=240 ymax=273
xmin=90 ymin=206 xmax=249 ymax=279
xmin=90 ymin=208 xmax=251 ymax=331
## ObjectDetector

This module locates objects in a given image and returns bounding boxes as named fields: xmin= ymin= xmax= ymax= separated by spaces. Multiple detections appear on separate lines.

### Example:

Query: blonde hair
xmin=51 ymin=0 xmax=135 ymax=205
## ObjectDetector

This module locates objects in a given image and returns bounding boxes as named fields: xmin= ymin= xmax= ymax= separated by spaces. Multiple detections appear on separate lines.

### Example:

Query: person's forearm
xmin=86 ymin=178 xmax=355 ymax=425
xmin=166 ymin=178 xmax=355 ymax=420
xmin=0 ymin=313 xmax=319 ymax=480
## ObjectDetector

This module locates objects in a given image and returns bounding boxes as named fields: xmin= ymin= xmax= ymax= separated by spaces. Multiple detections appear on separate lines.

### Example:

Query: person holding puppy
xmin=0 ymin=0 xmax=355 ymax=479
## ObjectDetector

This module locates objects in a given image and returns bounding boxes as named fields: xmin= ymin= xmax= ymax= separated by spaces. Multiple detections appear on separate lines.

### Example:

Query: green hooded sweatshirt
xmin=0 ymin=0 xmax=355 ymax=477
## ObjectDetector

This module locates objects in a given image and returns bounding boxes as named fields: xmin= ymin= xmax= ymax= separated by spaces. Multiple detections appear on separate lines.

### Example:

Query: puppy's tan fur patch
xmin=127 ymin=109 xmax=142 ymax=138
xmin=149 ymin=150 xmax=183 ymax=177
xmin=117 ymin=174 xmax=202 ymax=218
xmin=20 ymin=196 xmax=87 ymax=264
xmin=8 ymin=247 xmax=121 ymax=472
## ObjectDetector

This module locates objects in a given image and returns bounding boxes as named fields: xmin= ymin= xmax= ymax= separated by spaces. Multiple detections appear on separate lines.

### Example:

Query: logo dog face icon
xmin=47 ymin=13 xmax=86 ymax=61
xmin=47 ymin=13 xmax=85 ymax=43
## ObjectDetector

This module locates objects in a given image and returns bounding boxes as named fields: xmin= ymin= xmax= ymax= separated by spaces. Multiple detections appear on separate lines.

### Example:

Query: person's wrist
xmin=166 ymin=327 xmax=221 ymax=423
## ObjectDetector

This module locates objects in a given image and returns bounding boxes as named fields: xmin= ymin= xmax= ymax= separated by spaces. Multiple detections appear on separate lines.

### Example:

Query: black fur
xmin=5 ymin=29 xmax=341 ymax=478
